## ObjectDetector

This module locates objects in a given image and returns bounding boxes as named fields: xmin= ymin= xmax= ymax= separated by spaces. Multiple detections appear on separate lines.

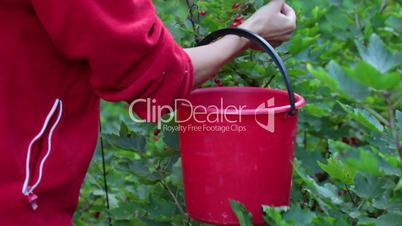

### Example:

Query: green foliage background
xmin=74 ymin=0 xmax=402 ymax=225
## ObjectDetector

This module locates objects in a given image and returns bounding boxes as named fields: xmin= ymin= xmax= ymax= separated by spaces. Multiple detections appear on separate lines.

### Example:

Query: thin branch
xmin=344 ymin=184 xmax=357 ymax=206
xmin=354 ymin=11 xmax=361 ymax=31
xmin=363 ymin=105 xmax=390 ymax=127
xmin=230 ymin=65 xmax=260 ymax=86
xmin=304 ymin=130 xmax=308 ymax=150
xmin=185 ymin=0 xmax=201 ymax=44
xmin=160 ymin=181 xmax=186 ymax=215
xmin=380 ymin=0 xmax=388 ymax=14
xmin=384 ymin=93 xmax=402 ymax=160
xmin=157 ymin=164 xmax=188 ymax=219
xmin=99 ymin=122 xmax=113 ymax=226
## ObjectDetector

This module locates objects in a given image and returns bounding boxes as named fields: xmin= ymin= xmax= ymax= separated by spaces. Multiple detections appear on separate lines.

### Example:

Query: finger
xmin=269 ymin=41 xmax=283 ymax=47
xmin=268 ymin=0 xmax=285 ymax=11
xmin=280 ymin=30 xmax=295 ymax=37
xmin=268 ymin=30 xmax=294 ymax=40
xmin=282 ymin=3 xmax=296 ymax=22
xmin=281 ymin=3 xmax=292 ymax=14
xmin=270 ymin=29 xmax=294 ymax=38
xmin=269 ymin=34 xmax=292 ymax=41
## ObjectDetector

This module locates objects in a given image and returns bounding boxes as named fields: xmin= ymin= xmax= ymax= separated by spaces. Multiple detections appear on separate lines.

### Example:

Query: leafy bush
xmin=74 ymin=0 xmax=401 ymax=225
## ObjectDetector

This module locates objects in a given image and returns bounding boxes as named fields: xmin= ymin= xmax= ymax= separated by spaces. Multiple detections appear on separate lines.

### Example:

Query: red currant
xmin=234 ymin=15 xmax=243 ymax=22
xmin=232 ymin=2 xmax=241 ymax=9
xmin=94 ymin=211 xmax=101 ymax=219
xmin=214 ymin=79 xmax=223 ymax=87
xmin=342 ymin=136 xmax=358 ymax=146
xmin=231 ymin=21 xmax=240 ymax=28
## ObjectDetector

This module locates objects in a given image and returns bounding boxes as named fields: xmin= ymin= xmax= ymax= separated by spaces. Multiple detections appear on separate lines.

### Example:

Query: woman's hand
xmin=240 ymin=0 xmax=296 ymax=46
xmin=185 ymin=0 xmax=296 ymax=87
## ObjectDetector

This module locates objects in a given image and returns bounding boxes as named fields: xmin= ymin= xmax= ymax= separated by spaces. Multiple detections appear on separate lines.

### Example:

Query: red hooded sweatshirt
xmin=0 ymin=0 xmax=194 ymax=225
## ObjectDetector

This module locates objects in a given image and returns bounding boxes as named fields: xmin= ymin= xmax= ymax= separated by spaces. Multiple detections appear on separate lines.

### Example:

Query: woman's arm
xmin=186 ymin=0 xmax=296 ymax=87
xmin=184 ymin=35 xmax=249 ymax=86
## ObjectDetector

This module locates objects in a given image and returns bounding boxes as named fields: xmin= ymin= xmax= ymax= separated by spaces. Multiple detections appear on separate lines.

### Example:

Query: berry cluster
xmin=200 ymin=2 xmax=245 ymax=28
xmin=214 ymin=79 xmax=223 ymax=87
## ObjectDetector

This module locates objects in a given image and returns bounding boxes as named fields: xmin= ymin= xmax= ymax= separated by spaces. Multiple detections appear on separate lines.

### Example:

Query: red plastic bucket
xmin=177 ymin=28 xmax=306 ymax=225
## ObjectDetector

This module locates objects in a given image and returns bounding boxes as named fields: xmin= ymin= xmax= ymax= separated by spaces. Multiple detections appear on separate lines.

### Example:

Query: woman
xmin=0 ymin=0 xmax=296 ymax=225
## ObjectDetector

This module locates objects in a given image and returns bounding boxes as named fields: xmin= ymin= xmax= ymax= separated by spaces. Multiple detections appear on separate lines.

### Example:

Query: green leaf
xmin=128 ymin=160 xmax=163 ymax=184
xmin=315 ymin=183 xmax=343 ymax=205
xmin=328 ymin=139 xmax=354 ymax=155
xmin=230 ymin=200 xmax=253 ymax=226
xmin=353 ymin=108 xmax=384 ymax=133
xmin=289 ymin=34 xmax=320 ymax=55
xmin=102 ymin=134 xmax=146 ymax=153
xmin=304 ymin=103 xmax=332 ymax=117
xmin=262 ymin=206 xmax=289 ymax=226
xmin=148 ymin=196 xmax=178 ymax=221
xmin=345 ymin=61 xmax=401 ymax=90
xmin=355 ymin=34 xmax=401 ymax=73
xmin=294 ymin=163 xmax=343 ymax=206
xmin=137 ymin=218 xmax=171 ymax=226
xmin=394 ymin=177 xmax=402 ymax=192
xmin=308 ymin=64 xmax=340 ymax=92
xmin=168 ymin=159 xmax=183 ymax=187
xmin=162 ymin=121 xmax=180 ymax=150
xmin=283 ymin=207 xmax=316 ymax=225
xmin=373 ymin=195 xmax=402 ymax=211
xmin=373 ymin=213 xmax=402 ymax=226
xmin=396 ymin=110 xmax=402 ymax=136
xmin=346 ymin=149 xmax=383 ymax=176
xmin=318 ymin=158 xmax=357 ymax=184
xmin=352 ymin=173 xmax=386 ymax=199
xmin=119 ymin=121 xmax=130 ymax=136
xmin=338 ymin=103 xmax=384 ymax=133
xmin=326 ymin=60 xmax=370 ymax=100
xmin=110 ymin=203 xmax=140 ymax=220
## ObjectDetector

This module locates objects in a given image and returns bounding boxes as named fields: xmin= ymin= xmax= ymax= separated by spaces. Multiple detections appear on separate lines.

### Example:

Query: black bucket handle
xmin=197 ymin=28 xmax=296 ymax=116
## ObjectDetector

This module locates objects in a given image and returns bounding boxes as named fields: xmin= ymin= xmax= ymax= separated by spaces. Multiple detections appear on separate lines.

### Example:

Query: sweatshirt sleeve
xmin=30 ymin=0 xmax=194 ymax=120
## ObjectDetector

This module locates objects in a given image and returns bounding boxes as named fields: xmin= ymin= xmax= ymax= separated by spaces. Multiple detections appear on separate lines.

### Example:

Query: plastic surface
xmin=178 ymin=28 xmax=305 ymax=225
xmin=178 ymin=87 xmax=305 ymax=225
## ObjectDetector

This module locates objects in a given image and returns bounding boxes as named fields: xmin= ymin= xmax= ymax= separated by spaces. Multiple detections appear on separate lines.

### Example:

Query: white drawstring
xmin=22 ymin=99 xmax=63 ymax=210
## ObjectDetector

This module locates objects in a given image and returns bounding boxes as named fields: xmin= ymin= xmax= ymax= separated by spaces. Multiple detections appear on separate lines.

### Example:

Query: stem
xmin=384 ymin=93 xmax=402 ymax=160
xmin=380 ymin=0 xmax=387 ymax=14
xmin=185 ymin=0 xmax=201 ymax=44
xmin=353 ymin=2 xmax=362 ymax=32
xmin=354 ymin=9 xmax=361 ymax=31
xmin=344 ymin=184 xmax=356 ymax=206
xmin=99 ymin=122 xmax=113 ymax=226
xmin=160 ymin=181 xmax=186 ymax=215
xmin=304 ymin=130 xmax=308 ymax=150
xmin=229 ymin=65 xmax=255 ymax=86
xmin=364 ymin=105 xmax=390 ymax=127
xmin=156 ymin=163 xmax=188 ymax=220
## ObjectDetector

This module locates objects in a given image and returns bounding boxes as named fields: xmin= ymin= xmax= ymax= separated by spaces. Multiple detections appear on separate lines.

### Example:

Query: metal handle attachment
xmin=197 ymin=28 xmax=296 ymax=115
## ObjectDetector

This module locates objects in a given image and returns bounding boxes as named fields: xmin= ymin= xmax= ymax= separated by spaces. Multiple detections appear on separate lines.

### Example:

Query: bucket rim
xmin=179 ymin=86 xmax=306 ymax=115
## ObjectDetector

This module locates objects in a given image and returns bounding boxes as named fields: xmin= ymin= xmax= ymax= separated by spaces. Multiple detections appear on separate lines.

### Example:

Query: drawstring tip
xmin=31 ymin=202 xmax=38 ymax=211
xmin=27 ymin=192 xmax=39 ymax=210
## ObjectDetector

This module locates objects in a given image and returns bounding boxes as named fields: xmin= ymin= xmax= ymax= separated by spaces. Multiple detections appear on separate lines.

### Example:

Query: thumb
xmin=268 ymin=0 xmax=285 ymax=11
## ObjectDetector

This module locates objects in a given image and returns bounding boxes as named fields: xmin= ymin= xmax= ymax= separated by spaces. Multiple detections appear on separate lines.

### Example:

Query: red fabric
xmin=0 ymin=0 xmax=194 ymax=225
